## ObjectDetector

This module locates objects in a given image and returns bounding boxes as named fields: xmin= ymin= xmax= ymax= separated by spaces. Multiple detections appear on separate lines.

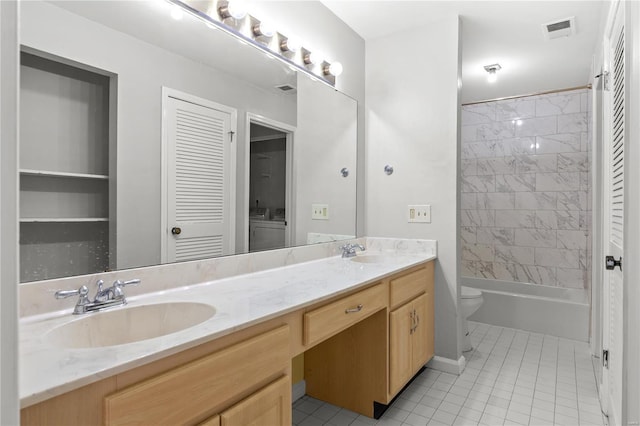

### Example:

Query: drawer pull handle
xmin=345 ymin=304 xmax=363 ymax=314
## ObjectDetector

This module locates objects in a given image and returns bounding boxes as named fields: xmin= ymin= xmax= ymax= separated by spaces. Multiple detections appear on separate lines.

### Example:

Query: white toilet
xmin=461 ymin=286 xmax=484 ymax=352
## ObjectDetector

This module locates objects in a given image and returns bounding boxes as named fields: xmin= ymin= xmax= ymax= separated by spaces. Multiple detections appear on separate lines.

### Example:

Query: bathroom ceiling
xmin=322 ymin=1 xmax=607 ymax=103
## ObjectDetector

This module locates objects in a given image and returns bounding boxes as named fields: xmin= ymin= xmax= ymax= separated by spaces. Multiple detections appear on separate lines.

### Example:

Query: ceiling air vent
xmin=542 ymin=16 xmax=575 ymax=40
xmin=275 ymin=84 xmax=296 ymax=94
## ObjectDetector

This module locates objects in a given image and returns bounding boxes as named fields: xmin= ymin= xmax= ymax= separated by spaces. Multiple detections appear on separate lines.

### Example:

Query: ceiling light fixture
xmin=167 ymin=0 xmax=342 ymax=86
xmin=218 ymin=1 xmax=247 ymax=20
xmin=484 ymin=64 xmax=501 ymax=83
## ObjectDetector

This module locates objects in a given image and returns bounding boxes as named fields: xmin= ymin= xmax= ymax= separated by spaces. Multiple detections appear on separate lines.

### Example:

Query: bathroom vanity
xmin=19 ymin=245 xmax=435 ymax=425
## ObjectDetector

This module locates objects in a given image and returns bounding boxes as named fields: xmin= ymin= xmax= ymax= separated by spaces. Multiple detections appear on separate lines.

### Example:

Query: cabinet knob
xmin=171 ymin=227 xmax=182 ymax=235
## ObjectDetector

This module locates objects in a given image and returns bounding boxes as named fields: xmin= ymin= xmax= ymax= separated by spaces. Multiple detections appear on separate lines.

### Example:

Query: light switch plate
xmin=312 ymin=204 xmax=329 ymax=220
xmin=408 ymin=205 xmax=431 ymax=223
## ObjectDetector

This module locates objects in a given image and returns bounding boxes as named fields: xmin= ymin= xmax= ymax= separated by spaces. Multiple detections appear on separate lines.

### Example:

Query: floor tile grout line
xmin=529 ymin=330 xmax=547 ymax=425
xmin=476 ymin=326 xmax=512 ymax=423
xmin=506 ymin=329 xmax=534 ymax=422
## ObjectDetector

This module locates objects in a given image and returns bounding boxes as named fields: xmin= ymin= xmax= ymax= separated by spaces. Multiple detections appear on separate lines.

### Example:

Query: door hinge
xmin=229 ymin=130 xmax=235 ymax=143
xmin=603 ymin=349 xmax=609 ymax=368
xmin=603 ymin=71 xmax=611 ymax=91
xmin=605 ymin=255 xmax=622 ymax=271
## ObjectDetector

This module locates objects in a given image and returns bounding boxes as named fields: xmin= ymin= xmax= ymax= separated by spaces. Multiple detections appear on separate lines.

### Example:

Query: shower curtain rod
xmin=462 ymin=84 xmax=591 ymax=106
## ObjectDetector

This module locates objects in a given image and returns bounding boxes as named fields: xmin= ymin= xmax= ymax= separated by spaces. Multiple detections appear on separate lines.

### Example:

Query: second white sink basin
xmin=46 ymin=302 xmax=216 ymax=349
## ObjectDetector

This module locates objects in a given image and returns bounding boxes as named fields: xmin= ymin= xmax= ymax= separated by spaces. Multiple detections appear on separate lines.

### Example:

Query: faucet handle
xmin=55 ymin=285 xmax=89 ymax=300
xmin=112 ymin=279 xmax=141 ymax=299
xmin=114 ymin=279 xmax=141 ymax=288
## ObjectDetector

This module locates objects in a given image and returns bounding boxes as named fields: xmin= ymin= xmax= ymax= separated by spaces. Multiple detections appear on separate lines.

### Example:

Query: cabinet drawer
xmin=390 ymin=265 xmax=430 ymax=309
xmin=304 ymin=283 xmax=385 ymax=346
xmin=104 ymin=325 xmax=289 ymax=426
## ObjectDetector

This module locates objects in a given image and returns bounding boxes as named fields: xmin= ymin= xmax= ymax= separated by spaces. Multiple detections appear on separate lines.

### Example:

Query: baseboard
xmin=427 ymin=355 xmax=466 ymax=375
xmin=292 ymin=380 xmax=306 ymax=402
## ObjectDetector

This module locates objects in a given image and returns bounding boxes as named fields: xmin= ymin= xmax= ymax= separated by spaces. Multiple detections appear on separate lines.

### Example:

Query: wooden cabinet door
xmin=199 ymin=414 xmax=220 ymax=426
xmin=389 ymin=301 xmax=413 ymax=396
xmin=220 ymin=376 xmax=291 ymax=426
xmin=411 ymin=293 xmax=430 ymax=370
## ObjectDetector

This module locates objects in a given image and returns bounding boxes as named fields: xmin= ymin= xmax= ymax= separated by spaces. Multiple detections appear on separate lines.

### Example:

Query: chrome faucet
xmin=340 ymin=243 xmax=366 ymax=258
xmin=55 ymin=279 xmax=141 ymax=315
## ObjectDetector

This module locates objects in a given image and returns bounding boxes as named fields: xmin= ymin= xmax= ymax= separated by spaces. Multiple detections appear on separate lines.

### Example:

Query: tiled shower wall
xmin=460 ymin=89 xmax=591 ymax=289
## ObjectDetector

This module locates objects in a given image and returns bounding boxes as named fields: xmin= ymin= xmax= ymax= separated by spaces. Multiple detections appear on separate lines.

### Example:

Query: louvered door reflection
xmin=166 ymin=97 xmax=231 ymax=262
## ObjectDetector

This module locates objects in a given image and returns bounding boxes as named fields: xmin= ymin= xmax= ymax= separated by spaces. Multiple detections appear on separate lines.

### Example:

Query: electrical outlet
xmin=408 ymin=205 xmax=431 ymax=223
xmin=312 ymin=204 xmax=329 ymax=220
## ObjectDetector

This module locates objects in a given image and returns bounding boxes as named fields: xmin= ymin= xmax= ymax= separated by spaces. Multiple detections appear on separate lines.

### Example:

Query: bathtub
xmin=463 ymin=277 xmax=590 ymax=341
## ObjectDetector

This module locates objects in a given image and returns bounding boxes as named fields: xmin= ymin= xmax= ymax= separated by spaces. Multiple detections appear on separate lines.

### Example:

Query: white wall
xmin=21 ymin=1 xmax=297 ymax=269
xmin=0 ymin=1 xmax=20 ymax=423
xmin=365 ymin=17 xmax=462 ymax=361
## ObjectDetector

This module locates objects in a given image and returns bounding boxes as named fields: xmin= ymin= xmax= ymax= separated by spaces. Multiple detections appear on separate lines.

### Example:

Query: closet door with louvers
xmin=602 ymin=2 xmax=625 ymax=423
xmin=165 ymin=96 xmax=232 ymax=262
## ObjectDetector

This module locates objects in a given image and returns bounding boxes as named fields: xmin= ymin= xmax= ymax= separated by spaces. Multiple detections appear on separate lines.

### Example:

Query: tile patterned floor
xmin=293 ymin=321 xmax=606 ymax=426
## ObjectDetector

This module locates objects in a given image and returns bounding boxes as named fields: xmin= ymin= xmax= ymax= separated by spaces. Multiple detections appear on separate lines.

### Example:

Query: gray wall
xmin=21 ymin=1 xmax=297 ymax=269
xmin=0 ymin=0 xmax=19 ymax=422
xmin=365 ymin=18 xmax=462 ymax=361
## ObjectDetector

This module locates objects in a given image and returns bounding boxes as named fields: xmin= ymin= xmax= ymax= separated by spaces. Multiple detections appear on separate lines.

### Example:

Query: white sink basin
xmin=46 ymin=302 xmax=216 ymax=349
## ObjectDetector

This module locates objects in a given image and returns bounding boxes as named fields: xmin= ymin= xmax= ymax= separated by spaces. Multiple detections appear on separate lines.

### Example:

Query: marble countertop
xmin=20 ymin=250 xmax=436 ymax=408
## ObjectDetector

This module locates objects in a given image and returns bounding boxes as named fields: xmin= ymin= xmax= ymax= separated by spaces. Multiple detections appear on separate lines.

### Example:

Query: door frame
xmin=622 ymin=2 xmax=640 ymax=424
xmin=243 ymin=113 xmax=295 ymax=253
xmin=590 ymin=62 xmax=605 ymax=404
xmin=160 ymin=87 xmax=237 ymax=263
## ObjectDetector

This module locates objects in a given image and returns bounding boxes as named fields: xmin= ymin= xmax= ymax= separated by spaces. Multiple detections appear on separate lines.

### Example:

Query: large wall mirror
xmin=19 ymin=0 xmax=358 ymax=283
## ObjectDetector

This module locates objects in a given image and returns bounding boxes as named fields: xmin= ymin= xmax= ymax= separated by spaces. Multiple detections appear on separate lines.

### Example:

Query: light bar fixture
xmin=167 ymin=0 xmax=342 ymax=87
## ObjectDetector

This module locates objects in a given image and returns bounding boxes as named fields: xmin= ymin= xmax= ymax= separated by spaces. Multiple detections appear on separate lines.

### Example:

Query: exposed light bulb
xmin=219 ymin=1 xmax=247 ymax=20
xmin=280 ymin=37 xmax=302 ymax=53
xmin=253 ymin=21 xmax=276 ymax=37
xmin=170 ymin=5 xmax=184 ymax=20
xmin=324 ymin=62 xmax=343 ymax=77
xmin=304 ymin=51 xmax=324 ymax=65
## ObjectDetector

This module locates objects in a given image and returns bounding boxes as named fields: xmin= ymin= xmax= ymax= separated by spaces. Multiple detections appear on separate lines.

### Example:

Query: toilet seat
xmin=461 ymin=286 xmax=482 ymax=299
